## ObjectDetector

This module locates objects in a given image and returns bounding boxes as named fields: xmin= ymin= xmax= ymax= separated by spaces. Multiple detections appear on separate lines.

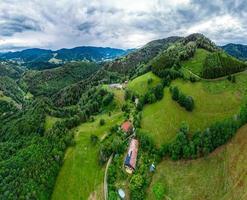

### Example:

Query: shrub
xmin=99 ymin=119 xmax=105 ymax=126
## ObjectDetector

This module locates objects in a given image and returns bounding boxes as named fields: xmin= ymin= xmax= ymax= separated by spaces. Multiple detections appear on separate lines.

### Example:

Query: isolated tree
xmin=99 ymin=119 xmax=105 ymax=126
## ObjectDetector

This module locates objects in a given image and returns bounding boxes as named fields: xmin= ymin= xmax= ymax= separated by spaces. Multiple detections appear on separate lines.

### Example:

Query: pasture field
xmin=141 ymin=75 xmax=246 ymax=146
xmin=147 ymin=125 xmax=247 ymax=200
xmin=182 ymin=48 xmax=210 ymax=76
xmin=127 ymin=71 xmax=161 ymax=95
xmin=52 ymin=111 xmax=124 ymax=200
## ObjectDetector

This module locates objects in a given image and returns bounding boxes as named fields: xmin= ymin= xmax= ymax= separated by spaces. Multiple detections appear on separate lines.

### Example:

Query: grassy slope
xmin=52 ymin=112 xmax=124 ymax=200
xmin=147 ymin=124 xmax=247 ymax=200
xmin=44 ymin=115 xmax=61 ymax=131
xmin=20 ymin=62 xmax=100 ymax=96
xmin=127 ymin=72 xmax=161 ymax=95
xmin=141 ymin=75 xmax=246 ymax=146
xmin=182 ymin=48 xmax=211 ymax=76
xmin=52 ymin=89 xmax=125 ymax=200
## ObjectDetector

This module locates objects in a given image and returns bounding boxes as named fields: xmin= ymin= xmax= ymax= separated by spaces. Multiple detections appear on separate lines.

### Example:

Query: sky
xmin=0 ymin=0 xmax=247 ymax=51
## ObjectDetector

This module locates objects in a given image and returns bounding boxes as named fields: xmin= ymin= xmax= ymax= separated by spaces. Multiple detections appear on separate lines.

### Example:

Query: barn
xmin=124 ymin=139 xmax=139 ymax=173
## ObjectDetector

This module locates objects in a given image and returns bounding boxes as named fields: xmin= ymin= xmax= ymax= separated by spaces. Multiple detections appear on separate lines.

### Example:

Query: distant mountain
xmin=0 ymin=46 xmax=130 ymax=64
xmin=221 ymin=43 xmax=247 ymax=60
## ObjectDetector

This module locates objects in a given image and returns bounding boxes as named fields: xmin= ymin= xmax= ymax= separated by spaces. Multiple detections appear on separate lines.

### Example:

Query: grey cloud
xmin=0 ymin=14 xmax=41 ymax=36
xmin=0 ymin=0 xmax=247 ymax=51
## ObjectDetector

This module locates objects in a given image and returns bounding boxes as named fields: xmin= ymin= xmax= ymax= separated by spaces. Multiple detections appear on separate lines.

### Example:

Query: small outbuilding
xmin=124 ymin=139 xmax=139 ymax=173
xmin=109 ymin=83 xmax=123 ymax=90
xmin=121 ymin=121 xmax=133 ymax=134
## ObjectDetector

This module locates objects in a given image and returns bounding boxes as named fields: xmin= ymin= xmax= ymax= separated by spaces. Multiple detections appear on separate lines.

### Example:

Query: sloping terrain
xmin=147 ymin=124 xmax=247 ymax=200
xmin=127 ymin=72 xmax=161 ymax=95
xmin=182 ymin=48 xmax=211 ymax=76
xmin=150 ymin=33 xmax=247 ymax=79
xmin=20 ymin=61 xmax=100 ymax=96
xmin=0 ymin=47 xmax=128 ymax=64
xmin=0 ymin=62 xmax=24 ymax=79
xmin=105 ymin=37 xmax=181 ymax=76
xmin=132 ymin=72 xmax=247 ymax=146
xmin=221 ymin=43 xmax=247 ymax=60
xmin=52 ymin=92 xmax=124 ymax=200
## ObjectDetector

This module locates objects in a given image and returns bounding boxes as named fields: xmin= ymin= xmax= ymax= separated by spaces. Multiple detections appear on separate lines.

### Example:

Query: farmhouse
xmin=109 ymin=83 xmax=123 ymax=90
xmin=121 ymin=121 xmax=133 ymax=134
xmin=124 ymin=139 xmax=139 ymax=173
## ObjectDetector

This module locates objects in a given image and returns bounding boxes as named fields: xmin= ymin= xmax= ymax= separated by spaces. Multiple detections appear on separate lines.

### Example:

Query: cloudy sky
xmin=0 ymin=0 xmax=247 ymax=51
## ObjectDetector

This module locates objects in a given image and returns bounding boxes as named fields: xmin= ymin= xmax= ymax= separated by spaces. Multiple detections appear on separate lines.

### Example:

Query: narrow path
xmin=183 ymin=67 xmax=247 ymax=82
xmin=104 ymin=154 xmax=113 ymax=200
xmin=103 ymin=133 xmax=135 ymax=200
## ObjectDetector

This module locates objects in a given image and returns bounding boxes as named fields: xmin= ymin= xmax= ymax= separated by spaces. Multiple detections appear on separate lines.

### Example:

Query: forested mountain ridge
xmin=0 ymin=46 xmax=130 ymax=64
xmin=221 ymin=43 xmax=247 ymax=60
xmin=150 ymin=33 xmax=247 ymax=79
xmin=104 ymin=36 xmax=182 ymax=76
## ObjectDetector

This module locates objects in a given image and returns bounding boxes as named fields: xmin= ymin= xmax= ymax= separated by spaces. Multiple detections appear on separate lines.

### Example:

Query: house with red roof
xmin=121 ymin=121 xmax=133 ymax=134
xmin=124 ymin=139 xmax=139 ymax=173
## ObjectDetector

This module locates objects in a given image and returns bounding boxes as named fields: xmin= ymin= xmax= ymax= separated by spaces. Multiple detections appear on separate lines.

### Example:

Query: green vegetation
xmin=0 ymin=76 xmax=25 ymax=103
xmin=45 ymin=115 xmax=61 ymax=131
xmin=52 ymin=112 xmax=124 ymax=200
xmin=127 ymin=72 xmax=161 ymax=95
xmin=0 ymin=62 xmax=24 ymax=79
xmin=141 ymin=78 xmax=243 ymax=146
xmin=202 ymin=52 xmax=247 ymax=79
xmin=147 ymin=125 xmax=247 ymax=200
xmin=170 ymin=86 xmax=195 ymax=111
xmin=20 ymin=61 xmax=100 ymax=96
xmin=182 ymin=48 xmax=211 ymax=75
xmin=1 ymin=33 xmax=247 ymax=200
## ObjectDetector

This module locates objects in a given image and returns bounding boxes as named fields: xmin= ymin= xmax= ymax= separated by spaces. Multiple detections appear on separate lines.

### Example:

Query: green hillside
xmin=127 ymin=72 xmax=161 ymax=95
xmin=147 ymin=125 xmax=247 ymax=200
xmin=20 ymin=61 xmax=100 ymax=96
xmin=0 ymin=62 xmax=24 ymax=79
xmin=52 ymin=112 xmax=124 ymax=200
xmin=141 ymin=74 xmax=246 ymax=146
xmin=0 ymin=76 xmax=25 ymax=103
xmin=182 ymin=48 xmax=211 ymax=76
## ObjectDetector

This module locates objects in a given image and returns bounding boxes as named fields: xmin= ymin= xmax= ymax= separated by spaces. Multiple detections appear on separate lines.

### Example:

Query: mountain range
xmin=0 ymin=46 xmax=133 ymax=64
xmin=221 ymin=43 xmax=247 ymax=60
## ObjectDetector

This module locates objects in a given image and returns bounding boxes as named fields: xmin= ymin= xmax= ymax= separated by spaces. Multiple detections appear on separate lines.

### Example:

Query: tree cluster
xmin=170 ymin=86 xmax=195 ymax=111
xmin=202 ymin=52 xmax=247 ymax=79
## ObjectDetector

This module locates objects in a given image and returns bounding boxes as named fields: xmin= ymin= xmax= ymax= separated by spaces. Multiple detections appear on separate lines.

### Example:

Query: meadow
xmin=141 ymin=74 xmax=246 ymax=146
xmin=147 ymin=124 xmax=247 ymax=200
xmin=127 ymin=71 xmax=161 ymax=95
xmin=52 ymin=110 xmax=124 ymax=200
xmin=182 ymin=48 xmax=210 ymax=76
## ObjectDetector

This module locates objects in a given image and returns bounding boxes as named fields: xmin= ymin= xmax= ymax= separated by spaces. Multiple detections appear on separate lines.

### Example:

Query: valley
xmin=1 ymin=33 xmax=247 ymax=200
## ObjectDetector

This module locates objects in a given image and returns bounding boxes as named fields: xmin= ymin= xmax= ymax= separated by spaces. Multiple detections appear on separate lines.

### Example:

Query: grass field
xmin=44 ymin=115 xmax=61 ymax=131
xmin=182 ymin=48 xmax=211 ymax=76
xmin=147 ymin=124 xmax=247 ymax=200
xmin=52 ymin=111 xmax=124 ymax=200
xmin=127 ymin=72 xmax=161 ymax=95
xmin=0 ymin=90 xmax=14 ymax=102
xmin=141 ymin=76 xmax=245 ymax=146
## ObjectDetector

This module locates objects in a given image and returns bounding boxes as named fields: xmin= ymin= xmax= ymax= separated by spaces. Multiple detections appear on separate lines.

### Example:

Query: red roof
xmin=121 ymin=121 xmax=133 ymax=133
xmin=126 ymin=139 xmax=139 ymax=169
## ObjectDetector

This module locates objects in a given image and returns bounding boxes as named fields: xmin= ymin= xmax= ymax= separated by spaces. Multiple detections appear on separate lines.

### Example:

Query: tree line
xmin=170 ymin=86 xmax=195 ymax=111
xmin=160 ymin=102 xmax=247 ymax=160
